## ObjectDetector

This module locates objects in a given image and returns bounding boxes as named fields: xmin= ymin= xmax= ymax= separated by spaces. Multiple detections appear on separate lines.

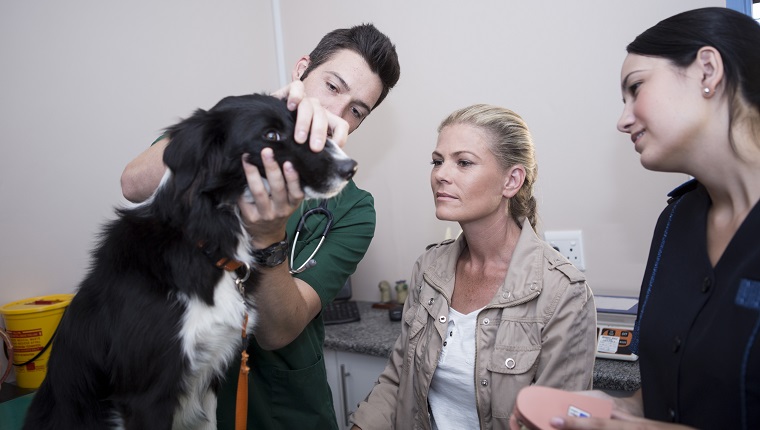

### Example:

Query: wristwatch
xmin=251 ymin=238 xmax=289 ymax=268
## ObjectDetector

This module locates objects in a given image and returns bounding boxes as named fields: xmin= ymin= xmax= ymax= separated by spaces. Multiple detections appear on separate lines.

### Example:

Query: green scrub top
xmin=216 ymin=180 xmax=376 ymax=430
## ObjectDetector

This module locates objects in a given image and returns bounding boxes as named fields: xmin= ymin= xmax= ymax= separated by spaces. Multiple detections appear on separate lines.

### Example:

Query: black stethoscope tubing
xmin=289 ymin=200 xmax=333 ymax=274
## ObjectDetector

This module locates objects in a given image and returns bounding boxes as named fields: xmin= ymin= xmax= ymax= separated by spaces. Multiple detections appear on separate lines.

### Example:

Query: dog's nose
xmin=340 ymin=159 xmax=358 ymax=180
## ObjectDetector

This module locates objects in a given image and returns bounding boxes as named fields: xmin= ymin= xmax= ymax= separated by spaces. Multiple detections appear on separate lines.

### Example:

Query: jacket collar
xmin=423 ymin=218 xmax=544 ymax=307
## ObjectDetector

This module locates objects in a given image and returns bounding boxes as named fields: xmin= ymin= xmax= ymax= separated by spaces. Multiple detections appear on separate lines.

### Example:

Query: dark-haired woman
xmin=544 ymin=7 xmax=760 ymax=430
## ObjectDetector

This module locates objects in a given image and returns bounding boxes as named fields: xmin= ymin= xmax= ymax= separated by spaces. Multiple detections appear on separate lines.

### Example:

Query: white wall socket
xmin=544 ymin=230 xmax=585 ymax=271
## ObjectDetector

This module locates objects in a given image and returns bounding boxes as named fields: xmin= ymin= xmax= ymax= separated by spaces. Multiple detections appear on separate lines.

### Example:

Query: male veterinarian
xmin=121 ymin=23 xmax=400 ymax=429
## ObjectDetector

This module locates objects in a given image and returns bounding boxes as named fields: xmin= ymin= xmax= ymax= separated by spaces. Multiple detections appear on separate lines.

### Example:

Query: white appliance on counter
xmin=595 ymin=295 xmax=638 ymax=361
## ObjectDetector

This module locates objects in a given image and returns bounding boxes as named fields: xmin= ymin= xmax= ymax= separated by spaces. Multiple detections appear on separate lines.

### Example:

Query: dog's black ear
xmin=161 ymin=106 xmax=241 ymax=243
xmin=163 ymin=109 xmax=217 ymax=198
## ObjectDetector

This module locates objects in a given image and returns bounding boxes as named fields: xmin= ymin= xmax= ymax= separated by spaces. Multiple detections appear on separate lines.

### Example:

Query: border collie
xmin=22 ymin=94 xmax=357 ymax=430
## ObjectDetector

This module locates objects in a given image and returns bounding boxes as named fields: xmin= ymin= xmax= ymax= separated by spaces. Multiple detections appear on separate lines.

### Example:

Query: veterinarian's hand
xmin=271 ymin=81 xmax=349 ymax=151
xmin=239 ymin=148 xmax=303 ymax=249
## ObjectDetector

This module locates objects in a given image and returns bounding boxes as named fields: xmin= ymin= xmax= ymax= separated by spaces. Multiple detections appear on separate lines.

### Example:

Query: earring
xmin=703 ymin=87 xmax=711 ymax=95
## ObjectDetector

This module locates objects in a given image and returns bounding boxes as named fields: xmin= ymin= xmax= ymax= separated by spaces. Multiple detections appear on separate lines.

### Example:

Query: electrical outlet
xmin=544 ymin=230 xmax=585 ymax=271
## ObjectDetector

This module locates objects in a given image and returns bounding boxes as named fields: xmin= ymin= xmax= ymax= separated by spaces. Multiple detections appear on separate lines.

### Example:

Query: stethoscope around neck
xmin=289 ymin=200 xmax=333 ymax=274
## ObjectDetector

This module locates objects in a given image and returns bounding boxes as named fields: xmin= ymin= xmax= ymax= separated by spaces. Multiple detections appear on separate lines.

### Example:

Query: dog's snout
xmin=341 ymin=159 xmax=359 ymax=180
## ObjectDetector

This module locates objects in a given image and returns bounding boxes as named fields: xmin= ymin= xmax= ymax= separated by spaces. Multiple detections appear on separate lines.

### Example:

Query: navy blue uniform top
xmin=632 ymin=180 xmax=760 ymax=429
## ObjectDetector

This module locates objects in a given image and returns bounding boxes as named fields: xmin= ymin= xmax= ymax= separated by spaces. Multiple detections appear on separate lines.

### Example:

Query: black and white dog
xmin=23 ymin=94 xmax=357 ymax=430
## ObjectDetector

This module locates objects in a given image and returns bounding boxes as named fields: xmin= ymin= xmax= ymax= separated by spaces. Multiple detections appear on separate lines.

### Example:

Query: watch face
xmin=266 ymin=248 xmax=286 ymax=266
xmin=254 ymin=240 xmax=288 ymax=267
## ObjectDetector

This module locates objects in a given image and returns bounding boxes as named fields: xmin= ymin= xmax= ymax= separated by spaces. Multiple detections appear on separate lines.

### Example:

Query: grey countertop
xmin=324 ymin=301 xmax=640 ymax=392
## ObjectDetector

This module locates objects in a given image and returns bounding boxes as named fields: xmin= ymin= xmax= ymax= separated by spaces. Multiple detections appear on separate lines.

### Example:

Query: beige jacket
xmin=351 ymin=220 xmax=597 ymax=430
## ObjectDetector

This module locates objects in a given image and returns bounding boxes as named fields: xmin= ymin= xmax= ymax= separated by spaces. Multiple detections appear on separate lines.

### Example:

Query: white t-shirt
xmin=429 ymin=306 xmax=483 ymax=430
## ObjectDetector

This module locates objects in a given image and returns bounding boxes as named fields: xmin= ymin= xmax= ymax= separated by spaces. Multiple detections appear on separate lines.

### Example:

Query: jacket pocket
xmin=487 ymin=345 xmax=541 ymax=374
xmin=486 ymin=345 xmax=541 ymax=419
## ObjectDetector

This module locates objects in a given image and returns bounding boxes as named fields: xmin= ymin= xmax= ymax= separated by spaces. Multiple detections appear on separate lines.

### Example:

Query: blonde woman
xmin=352 ymin=104 xmax=597 ymax=430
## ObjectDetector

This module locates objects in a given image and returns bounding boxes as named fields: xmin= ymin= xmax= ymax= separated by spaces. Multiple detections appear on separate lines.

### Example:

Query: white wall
xmin=0 ymin=0 xmax=723 ymax=332
xmin=0 ymin=0 xmax=276 ymax=301
xmin=277 ymin=0 xmax=721 ymax=301
xmin=0 ymin=1 xmax=278 ymax=380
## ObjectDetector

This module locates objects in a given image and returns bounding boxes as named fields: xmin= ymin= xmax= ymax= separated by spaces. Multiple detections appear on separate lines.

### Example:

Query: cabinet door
xmin=324 ymin=349 xmax=342 ymax=427
xmin=325 ymin=349 xmax=388 ymax=430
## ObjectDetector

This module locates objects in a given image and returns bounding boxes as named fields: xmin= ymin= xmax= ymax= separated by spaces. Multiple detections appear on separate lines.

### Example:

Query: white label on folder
xmin=597 ymin=335 xmax=620 ymax=353
xmin=568 ymin=406 xmax=591 ymax=418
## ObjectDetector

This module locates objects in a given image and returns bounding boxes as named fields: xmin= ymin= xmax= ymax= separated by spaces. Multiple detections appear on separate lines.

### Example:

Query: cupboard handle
xmin=340 ymin=364 xmax=351 ymax=427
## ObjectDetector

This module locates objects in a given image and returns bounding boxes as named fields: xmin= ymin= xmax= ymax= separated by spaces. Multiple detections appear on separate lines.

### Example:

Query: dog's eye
xmin=263 ymin=130 xmax=283 ymax=142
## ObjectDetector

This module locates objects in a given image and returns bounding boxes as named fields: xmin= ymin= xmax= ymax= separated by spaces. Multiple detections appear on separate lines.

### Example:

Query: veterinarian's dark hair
xmin=626 ymin=7 xmax=760 ymax=152
xmin=300 ymin=23 xmax=400 ymax=110
xmin=438 ymin=104 xmax=539 ymax=229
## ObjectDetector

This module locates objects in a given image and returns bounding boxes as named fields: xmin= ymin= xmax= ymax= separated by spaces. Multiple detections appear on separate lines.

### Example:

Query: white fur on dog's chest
xmin=174 ymin=269 xmax=255 ymax=429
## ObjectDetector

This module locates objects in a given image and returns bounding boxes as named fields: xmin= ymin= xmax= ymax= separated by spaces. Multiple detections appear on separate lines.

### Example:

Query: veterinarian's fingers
xmin=282 ymin=161 xmax=304 ymax=205
xmin=270 ymin=80 xmax=305 ymax=111
xmin=239 ymin=156 xmax=290 ymax=249
xmin=270 ymin=86 xmax=287 ymax=100
xmin=241 ymin=154 xmax=273 ymax=214
xmin=296 ymin=97 xmax=327 ymax=150
xmin=291 ymin=98 xmax=313 ymax=145
xmin=285 ymin=81 xmax=305 ymax=111
xmin=327 ymin=111 xmax=349 ymax=149
xmin=277 ymin=81 xmax=312 ymax=144
xmin=260 ymin=148 xmax=291 ymax=211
